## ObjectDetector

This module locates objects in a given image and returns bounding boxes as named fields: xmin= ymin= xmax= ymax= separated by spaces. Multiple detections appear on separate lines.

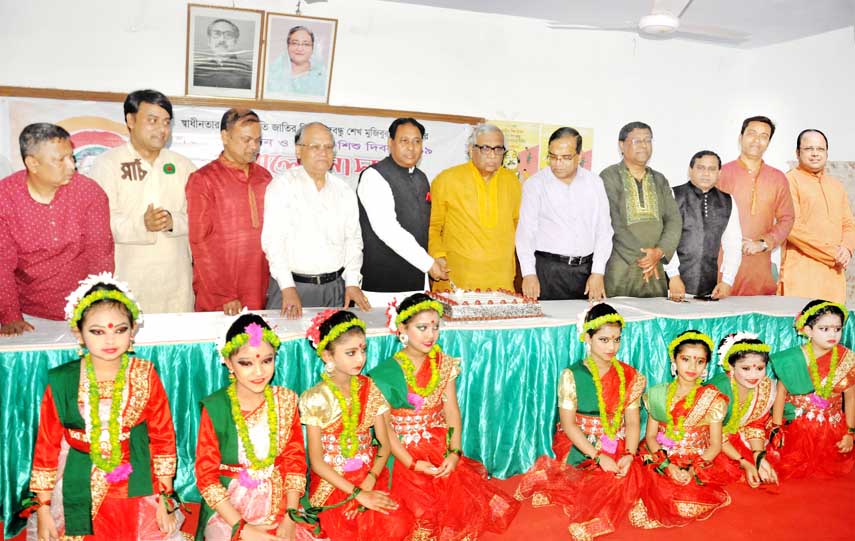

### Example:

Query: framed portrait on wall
xmin=185 ymin=4 xmax=264 ymax=99
xmin=261 ymin=13 xmax=338 ymax=103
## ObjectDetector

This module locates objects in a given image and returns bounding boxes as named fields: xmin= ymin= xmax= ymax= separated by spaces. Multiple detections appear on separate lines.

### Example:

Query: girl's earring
xmin=670 ymin=362 xmax=677 ymax=377
xmin=77 ymin=343 xmax=85 ymax=359
xmin=399 ymin=334 xmax=409 ymax=346
xmin=701 ymin=368 xmax=708 ymax=380
xmin=128 ymin=340 xmax=136 ymax=355
xmin=325 ymin=361 xmax=336 ymax=375
xmin=228 ymin=371 xmax=235 ymax=383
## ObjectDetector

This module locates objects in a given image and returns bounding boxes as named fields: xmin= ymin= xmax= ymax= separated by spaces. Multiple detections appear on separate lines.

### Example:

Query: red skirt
xmin=390 ymin=425 xmax=520 ymax=540
xmin=308 ymin=465 xmax=413 ymax=541
xmin=774 ymin=411 xmax=855 ymax=480
xmin=632 ymin=451 xmax=730 ymax=529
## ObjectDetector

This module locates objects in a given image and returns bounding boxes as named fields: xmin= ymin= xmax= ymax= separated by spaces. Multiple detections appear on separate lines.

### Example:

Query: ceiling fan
xmin=548 ymin=0 xmax=750 ymax=45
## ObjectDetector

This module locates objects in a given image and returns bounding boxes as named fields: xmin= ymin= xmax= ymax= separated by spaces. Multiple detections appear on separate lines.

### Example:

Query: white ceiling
xmin=382 ymin=0 xmax=855 ymax=48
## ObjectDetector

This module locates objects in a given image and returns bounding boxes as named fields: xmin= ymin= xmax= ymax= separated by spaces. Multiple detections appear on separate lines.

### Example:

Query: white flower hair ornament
xmin=65 ymin=272 xmax=143 ymax=329
xmin=717 ymin=331 xmax=766 ymax=371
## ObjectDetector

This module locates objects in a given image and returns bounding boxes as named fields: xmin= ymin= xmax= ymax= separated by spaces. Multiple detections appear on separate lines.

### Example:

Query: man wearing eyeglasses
xmin=428 ymin=124 xmax=521 ymax=291
xmin=717 ymin=116 xmax=794 ymax=296
xmin=778 ymin=129 xmax=854 ymax=303
xmin=261 ymin=122 xmax=370 ymax=318
xmin=193 ymin=18 xmax=252 ymax=90
xmin=663 ymin=151 xmax=742 ymax=301
xmin=600 ymin=121 xmax=682 ymax=298
xmin=516 ymin=127 xmax=612 ymax=301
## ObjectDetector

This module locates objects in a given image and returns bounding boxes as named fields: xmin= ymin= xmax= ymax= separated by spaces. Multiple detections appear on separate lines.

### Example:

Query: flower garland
xmin=226 ymin=382 xmax=278 ymax=470
xmin=668 ymin=332 xmax=714 ymax=361
xmin=578 ymin=312 xmax=625 ymax=342
xmin=307 ymin=311 xmax=366 ymax=358
xmin=392 ymin=299 xmax=444 ymax=328
xmin=806 ymin=342 xmax=840 ymax=399
xmin=321 ymin=373 xmax=361 ymax=459
xmin=395 ymin=344 xmax=441 ymax=397
xmin=85 ymin=353 xmax=130 ymax=474
xmin=65 ymin=272 xmax=142 ymax=329
xmin=720 ymin=343 xmax=771 ymax=371
xmin=585 ymin=357 xmax=626 ymax=440
xmin=664 ymin=378 xmax=702 ymax=442
xmin=220 ymin=324 xmax=281 ymax=359
xmin=795 ymin=301 xmax=849 ymax=335
xmin=723 ymin=377 xmax=754 ymax=435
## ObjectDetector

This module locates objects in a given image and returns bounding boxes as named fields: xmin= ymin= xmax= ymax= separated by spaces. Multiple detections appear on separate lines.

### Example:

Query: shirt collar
xmin=796 ymin=164 xmax=824 ymax=180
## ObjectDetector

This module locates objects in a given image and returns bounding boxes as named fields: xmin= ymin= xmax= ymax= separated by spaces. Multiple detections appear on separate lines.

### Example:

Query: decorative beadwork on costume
xmin=806 ymin=343 xmax=840 ymax=400
xmin=321 ymin=374 xmax=362 ymax=469
xmin=723 ymin=377 xmax=753 ymax=435
xmin=668 ymin=332 xmax=714 ymax=361
xmin=85 ymin=353 xmax=130 ymax=476
xmin=226 ymin=382 xmax=278 ymax=470
xmin=795 ymin=301 xmax=849 ymax=335
xmin=65 ymin=272 xmax=142 ymax=329
xmin=585 ymin=357 xmax=626 ymax=442
xmin=663 ymin=378 xmax=702 ymax=444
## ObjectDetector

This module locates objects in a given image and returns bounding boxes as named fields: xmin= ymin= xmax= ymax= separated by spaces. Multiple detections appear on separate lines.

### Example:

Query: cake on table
xmin=429 ymin=288 xmax=543 ymax=321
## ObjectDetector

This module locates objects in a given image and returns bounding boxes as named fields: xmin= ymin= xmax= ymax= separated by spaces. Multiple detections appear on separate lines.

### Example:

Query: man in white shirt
xmin=665 ymin=150 xmax=742 ymax=300
xmin=357 ymin=118 xmax=447 ymax=299
xmin=89 ymin=89 xmax=196 ymax=313
xmin=516 ymin=127 xmax=613 ymax=301
xmin=262 ymin=122 xmax=370 ymax=318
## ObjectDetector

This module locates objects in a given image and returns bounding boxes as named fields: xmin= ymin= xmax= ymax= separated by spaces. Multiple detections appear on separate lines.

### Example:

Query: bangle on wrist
xmin=366 ymin=471 xmax=377 ymax=480
xmin=754 ymin=451 xmax=767 ymax=471
xmin=231 ymin=519 xmax=247 ymax=541
xmin=848 ymin=427 xmax=855 ymax=435
xmin=408 ymin=459 xmax=417 ymax=471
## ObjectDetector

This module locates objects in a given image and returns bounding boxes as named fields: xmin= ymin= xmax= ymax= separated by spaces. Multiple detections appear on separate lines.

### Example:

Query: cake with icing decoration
xmin=429 ymin=288 xmax=543 ymax=321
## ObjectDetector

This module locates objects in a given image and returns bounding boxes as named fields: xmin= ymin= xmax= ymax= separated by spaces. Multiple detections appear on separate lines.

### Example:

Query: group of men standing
xmin=1 ymin=89 xmax=853 ymax=336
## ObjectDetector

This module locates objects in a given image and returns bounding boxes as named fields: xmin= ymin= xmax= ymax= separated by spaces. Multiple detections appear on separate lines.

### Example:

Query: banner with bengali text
xmin=0 ymin=97 xmax=473 ymax=187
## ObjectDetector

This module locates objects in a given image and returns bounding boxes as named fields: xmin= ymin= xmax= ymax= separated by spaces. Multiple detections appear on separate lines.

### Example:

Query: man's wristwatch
xmin=759 ymin=239 xmax=769 ymax=252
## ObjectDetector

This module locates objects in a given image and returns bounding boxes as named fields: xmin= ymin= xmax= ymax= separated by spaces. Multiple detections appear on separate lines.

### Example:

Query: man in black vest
xmin=665 ymin=150 xmax=742 ymax=300
xmin=357 ymin=118 xmax=448 ymax=296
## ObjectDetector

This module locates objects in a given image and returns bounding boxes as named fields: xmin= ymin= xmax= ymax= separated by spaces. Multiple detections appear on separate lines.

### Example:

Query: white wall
xmin=0 ymin=0 xmax=852 ymax=182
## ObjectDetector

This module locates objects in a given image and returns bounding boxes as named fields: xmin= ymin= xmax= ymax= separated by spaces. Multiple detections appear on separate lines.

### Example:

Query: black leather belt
xmin=292 ymin=268 xmax=344 ymax=285
xmin=535 ymin=251 xmax=593 ymax=266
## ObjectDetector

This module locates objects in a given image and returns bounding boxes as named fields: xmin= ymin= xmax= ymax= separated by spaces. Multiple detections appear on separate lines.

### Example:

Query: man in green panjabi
xmin=600 ymin=121 xmax=682 ymax=297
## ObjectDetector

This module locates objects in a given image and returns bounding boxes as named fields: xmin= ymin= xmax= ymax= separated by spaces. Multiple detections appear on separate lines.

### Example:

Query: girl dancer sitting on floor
xmin=770 ymin=299 xmax=855 ymax=479
xmin=632 ymin=330 xmax=730 ymax=529
xmin=300 ymin=310 xmax=412 ymax=541
xmin=515 ymin=302 xmax=645 ymax=541
xmin=370 ymin=293 xmax=519 ymax=540
xmin=195 ymin=313 xmax=310 ymax=541
xmin=26 ymin=273 xmax=184 ymax=540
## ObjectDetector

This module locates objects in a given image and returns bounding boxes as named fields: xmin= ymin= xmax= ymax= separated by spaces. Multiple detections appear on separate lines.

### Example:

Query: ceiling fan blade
xmin=676 ymin=24 xmax=751 ymax=43
xmin=547 ymin=22 xmax=637 ymax=31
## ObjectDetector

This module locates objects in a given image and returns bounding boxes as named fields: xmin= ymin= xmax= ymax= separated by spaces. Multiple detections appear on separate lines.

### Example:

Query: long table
xmin=2 ymin=296 xmax=849 ymax=537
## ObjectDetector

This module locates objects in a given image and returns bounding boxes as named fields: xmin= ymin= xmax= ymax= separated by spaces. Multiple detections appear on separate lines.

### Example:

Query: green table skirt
xmin=2 ymin=312 xmax=848 ymax=537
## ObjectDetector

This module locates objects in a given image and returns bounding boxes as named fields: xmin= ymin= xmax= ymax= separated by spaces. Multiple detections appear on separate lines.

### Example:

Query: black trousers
xmin=535 ymin=253 xmax=592 ymax=300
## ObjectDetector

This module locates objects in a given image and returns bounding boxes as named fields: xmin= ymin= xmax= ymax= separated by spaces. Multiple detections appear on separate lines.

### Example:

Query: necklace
xmin=723 ymin=378 xmax=753 ymax=435
xmin=585 ymin=357 xmax=626 ymax=439
xmin=664 ymin=378 xmax=702 ymax=442
xmin=322 ymin=373 xmax=361 ymax=458
xmin=85 ymin=353 xmax=130 ymax=473
xmin=394 ymin=344 xmax=441 ymax=397
xmin=806 ymin=343 xmax=839 ymax=399
xmin=226 ymin=383 xmax=278 ymax=470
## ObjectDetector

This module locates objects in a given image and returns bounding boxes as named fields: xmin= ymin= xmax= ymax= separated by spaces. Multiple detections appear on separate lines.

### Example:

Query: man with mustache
xmin=90 ymin=89 xmax=196 ymax=313
xmin=717 ymin=116 xmax=794 ymax=296
xmin=193 ymin=18 xmax=253 ymax=90
xmin=778 ymin=129 xmax=855 ymax=303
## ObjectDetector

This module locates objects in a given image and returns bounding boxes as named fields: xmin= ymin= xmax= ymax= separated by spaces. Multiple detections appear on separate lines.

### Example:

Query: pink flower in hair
xmin=245 ymin=322 xmax=264 ymax=347
xmin=306 ymin=309 xmax=339 ymax=347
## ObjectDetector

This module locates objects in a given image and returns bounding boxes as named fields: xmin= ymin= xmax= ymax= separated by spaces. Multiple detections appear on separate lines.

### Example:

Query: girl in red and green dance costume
xmin=515 ymin=303 xmax=646 ymax=541
xmin=631 ymin=330 xmax=730 ymax=529
xmin=26 ymin=273 xmax=184 ymax=540
xmin=195 ymin=313 xmax=311 ymax=541
xmin=708 ymin=333 xmax=779 ymax=487
xmin=299 ymin=310 xmax=412 ymax=541
xmin=770 ymin=300 xmax=855 ymax=479
xmin=369 ymin=293 xmax=520 ymax=540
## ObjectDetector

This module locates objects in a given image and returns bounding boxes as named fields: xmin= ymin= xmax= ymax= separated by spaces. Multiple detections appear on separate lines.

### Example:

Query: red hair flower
xmin=425 ymin=192 xmax=431 ymax=202
xmin=306 ymin=309 xmax=339 ymax=348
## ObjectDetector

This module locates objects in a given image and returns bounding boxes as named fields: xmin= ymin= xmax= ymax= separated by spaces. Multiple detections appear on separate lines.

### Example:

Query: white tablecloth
xmin=0 ymin=296 xmax=819 ymax=351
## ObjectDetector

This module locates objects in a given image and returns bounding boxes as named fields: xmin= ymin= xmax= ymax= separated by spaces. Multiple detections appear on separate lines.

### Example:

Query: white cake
xmin=429 ymin=289 xmax=543 ymax=321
